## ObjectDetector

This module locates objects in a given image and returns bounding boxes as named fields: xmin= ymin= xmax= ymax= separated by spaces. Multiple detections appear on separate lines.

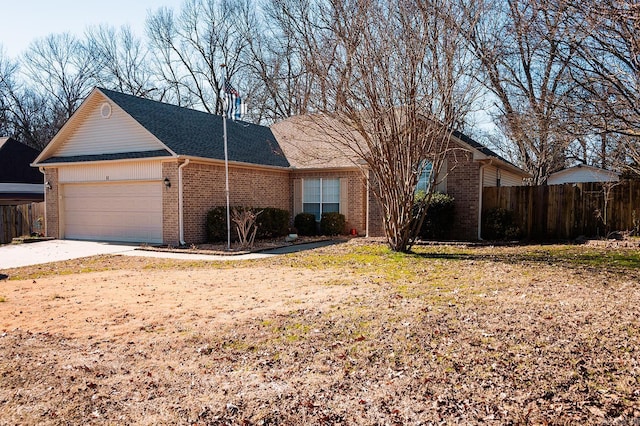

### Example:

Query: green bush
xmin=417 ymin=192 xmax=455 ymax=240
xmin=482 ymin=207 xmax=522 ymax=240
xmin=206 ymin=206 xmax=290 ymax=242
xmin=294 ymin=213 xmax=317 ymax=236
xmin=255 ymin=207 xmax=290 ymax=239
xmin=206 ymin=206 xmax=229 ymax=242
xmin=320 ymin=212 xmax=346 ymax=236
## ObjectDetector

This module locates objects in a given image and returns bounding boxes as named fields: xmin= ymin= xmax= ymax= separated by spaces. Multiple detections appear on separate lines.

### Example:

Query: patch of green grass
xmin=413 ymin=243 xmax=640 ymax=271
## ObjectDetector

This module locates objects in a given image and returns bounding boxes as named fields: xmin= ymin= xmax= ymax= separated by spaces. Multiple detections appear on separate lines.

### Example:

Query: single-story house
xmin=546 ymin=164 xmax=621 ymax=185
xmin=0 ymin=137 xmax=44 ymax=205
xmin=272 ymin=115 xmax=529 ymax=240
xmin=33 ymin=87 xmax=529 ymax=244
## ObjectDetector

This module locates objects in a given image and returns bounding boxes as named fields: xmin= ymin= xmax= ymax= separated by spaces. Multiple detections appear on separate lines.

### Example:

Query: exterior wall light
xmin=45 ymin=181 xmax=52 ymax=190
xmin=164 ymin=177 xmax=171 ymax=188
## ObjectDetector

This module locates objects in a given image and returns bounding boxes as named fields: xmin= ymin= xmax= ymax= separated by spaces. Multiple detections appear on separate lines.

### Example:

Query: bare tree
xmin=238 ymin=0 xmax=312 ymax=123
xmin=276 ymin=0 xmax=478 ymax=252
xmin=22 ymin=33 xmax=98 ymax=122
xmin=146 ymin=0 xmax=249 ymax=113
xmin=464 ymin=0 xmax=580 ymax=184
xmin=0 ymin=46 xmax=17 ymax=137
xmin=564 ymin=0 xmax=640 ymax=175
xmin=86 ymin=25 xmax=157 ymax=98
xmin=0 ymin=47 xmax=58 ymax=149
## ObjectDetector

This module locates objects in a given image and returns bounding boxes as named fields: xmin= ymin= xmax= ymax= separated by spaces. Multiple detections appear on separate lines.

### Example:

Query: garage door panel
xmin=63 ymin=182 xmax=163 ymax=243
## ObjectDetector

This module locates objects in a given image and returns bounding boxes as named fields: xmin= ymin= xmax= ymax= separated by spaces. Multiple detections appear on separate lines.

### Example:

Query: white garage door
xmin=62 ymin=181 xmax=163 ymax=243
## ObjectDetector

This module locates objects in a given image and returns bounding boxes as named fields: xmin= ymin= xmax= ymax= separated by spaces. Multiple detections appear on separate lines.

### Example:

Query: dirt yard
xmin=0 ymin=240 xmax=639 ymax=425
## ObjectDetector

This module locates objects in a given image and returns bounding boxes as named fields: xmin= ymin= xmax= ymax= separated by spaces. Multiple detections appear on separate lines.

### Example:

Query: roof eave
xmin=33 ymin=154 xmax=175 ymax=168
xmin=176 ymin=155 xmax=291 ymax=171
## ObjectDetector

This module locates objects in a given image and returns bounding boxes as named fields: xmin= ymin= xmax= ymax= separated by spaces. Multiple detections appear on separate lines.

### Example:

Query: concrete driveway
xmin=0 ymin=239 xmax=341 ymax=269
xmin=0 ymin=240 xmax=141 ymax=269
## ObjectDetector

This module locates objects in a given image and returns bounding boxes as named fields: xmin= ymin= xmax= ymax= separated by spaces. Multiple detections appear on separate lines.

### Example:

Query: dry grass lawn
xmin=0 ymin=239 xmax=639 ymax=425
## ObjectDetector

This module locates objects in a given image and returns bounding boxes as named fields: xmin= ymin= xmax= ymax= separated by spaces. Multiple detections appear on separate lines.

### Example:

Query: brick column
xmin=162 ymin=161 xmax=180 ymax=246
xmin=44 ymin=168 xmax=59 ymax=238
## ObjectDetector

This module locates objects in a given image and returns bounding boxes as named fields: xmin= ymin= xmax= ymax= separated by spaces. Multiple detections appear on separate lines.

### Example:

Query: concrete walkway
xmin=0 ymin=239 xmax=342 ymax=270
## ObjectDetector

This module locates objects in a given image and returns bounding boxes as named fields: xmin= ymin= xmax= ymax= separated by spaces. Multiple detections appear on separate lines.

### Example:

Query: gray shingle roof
xmin=40 ymin=150 xmax=172 ymax=164
xmin=451 ymin=129 xmax=521 ymax=170
xmin=99 ymin=88 xmax=289 ymax=168
xmin=0 ymin=137 xmax=42 ymax=183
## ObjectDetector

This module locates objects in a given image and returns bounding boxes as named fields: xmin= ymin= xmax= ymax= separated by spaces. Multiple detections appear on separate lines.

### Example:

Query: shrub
xmin=207 ymin=206 xmax=290 ymax=242
xmin=320 ymin=212 xmax=346 ymax=236
xmin=417 ymin=192 xmax=455 ymax=240
xmin=206 ymin=206 xmax=229 ymax=242
xmin=255 ymin=207 xmax=290 ymax=239
xmin=294 ymin=213 xmax=317 ymax=236
xmin=482 ymin=207 xmax=522 ymax=240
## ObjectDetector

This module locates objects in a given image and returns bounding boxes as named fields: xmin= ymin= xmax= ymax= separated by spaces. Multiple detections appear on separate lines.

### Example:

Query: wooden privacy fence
xmin=482 ymin=181 xmax=640 ymax=240
xmin=0 ymin=203 xmax=45 ymax=245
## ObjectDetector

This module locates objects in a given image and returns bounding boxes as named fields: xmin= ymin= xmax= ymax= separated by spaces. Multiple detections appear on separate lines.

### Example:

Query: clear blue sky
xmin=0 ymin=0 xmax=185 ymax=58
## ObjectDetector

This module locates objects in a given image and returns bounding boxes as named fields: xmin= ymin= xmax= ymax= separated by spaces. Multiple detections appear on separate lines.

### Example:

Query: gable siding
xmin=58 ymin=161 xmax=163 ymax=183
xmin=500 ymin=169 xmax=526 ymax=186
xmin=483 ymin=166 xmax=525 ymax=187
xmin=55 ymin=100 xmax=164 ymax=157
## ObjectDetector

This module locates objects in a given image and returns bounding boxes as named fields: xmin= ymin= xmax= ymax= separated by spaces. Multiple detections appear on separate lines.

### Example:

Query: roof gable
xmin=34 ymin=89 xmax=171 ymax=164
xmin=35 ymin=88 xmax=290 ymax=168
xmin=271 ymin=115 xmax=363 ymax=169
xmin=98 ymin=88 xmax=289 ymax=168
xmin=0 ymin=137 xmax=42 ymax=183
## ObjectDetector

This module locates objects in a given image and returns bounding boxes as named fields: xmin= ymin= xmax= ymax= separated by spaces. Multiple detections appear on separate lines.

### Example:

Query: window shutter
xmin=435 ymin=159 xmax=448 ymax=193
xmin=293 ymin=179 xmax=302 ymax=216
xmin=339 ymin=177 xmax=348 ymax=219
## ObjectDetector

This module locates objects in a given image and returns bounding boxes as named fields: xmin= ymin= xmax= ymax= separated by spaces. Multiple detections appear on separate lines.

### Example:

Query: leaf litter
xmin=0 ymin=240 xmax=638 ymax=424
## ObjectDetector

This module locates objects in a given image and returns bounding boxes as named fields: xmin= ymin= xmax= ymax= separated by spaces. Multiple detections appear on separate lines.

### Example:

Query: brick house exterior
xmin=33 ymin=88 xmax=528 ymax=245
xmin=273 ymin=115 xmax=529 ymax=241
xmin=180 ymin=162 xmax=290 ymax=243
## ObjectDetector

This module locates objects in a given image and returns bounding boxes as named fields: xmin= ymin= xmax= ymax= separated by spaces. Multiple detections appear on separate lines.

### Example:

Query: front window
xmin=416 ymin=161 xmax=433 ymax=194
xmin=303 ymin=178 xmax=340 ymax=221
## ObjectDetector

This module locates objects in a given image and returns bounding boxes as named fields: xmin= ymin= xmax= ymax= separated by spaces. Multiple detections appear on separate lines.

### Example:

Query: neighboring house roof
xmin=0 ymin=137 xmax=42 ymax=183
xmin=547 ymin=164 xmax=621 ymax=185
xmin=35 ymin=87 xmax=290 ymax=168
xmin=0 ymin=137 xmax=44 ymax=204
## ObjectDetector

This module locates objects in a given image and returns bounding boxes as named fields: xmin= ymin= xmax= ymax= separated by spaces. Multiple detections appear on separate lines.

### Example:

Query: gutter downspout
xmin=178 ymin=159 xmax=190 ymax=246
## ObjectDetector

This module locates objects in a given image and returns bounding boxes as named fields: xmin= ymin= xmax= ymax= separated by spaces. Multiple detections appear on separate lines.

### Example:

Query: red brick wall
xmin=291 ymin=169 xmax=368 ymax=236
xmin=365 ymin=149 xmax=481 ymax=240
xmin=182 ymin=162 xmax=290 ymax=243
xmin=443 ymin=149 xmax=481 ymax=240
xmin=366 ymin=174 xmax=386 ymax=238
xmin=162 ymin=162 xmax=180 ymax=245
xmin=43 ymin=168 xmax=59 ymax=238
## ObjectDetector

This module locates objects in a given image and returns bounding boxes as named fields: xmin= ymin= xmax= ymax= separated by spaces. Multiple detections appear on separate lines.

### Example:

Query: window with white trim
xmin=303 ymin=178 xmax=340 ymax=221
xmin=416 ymin=162 xmax=433 ymax=193
xmin=415 ymin=160 xmax=447 ymax=194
